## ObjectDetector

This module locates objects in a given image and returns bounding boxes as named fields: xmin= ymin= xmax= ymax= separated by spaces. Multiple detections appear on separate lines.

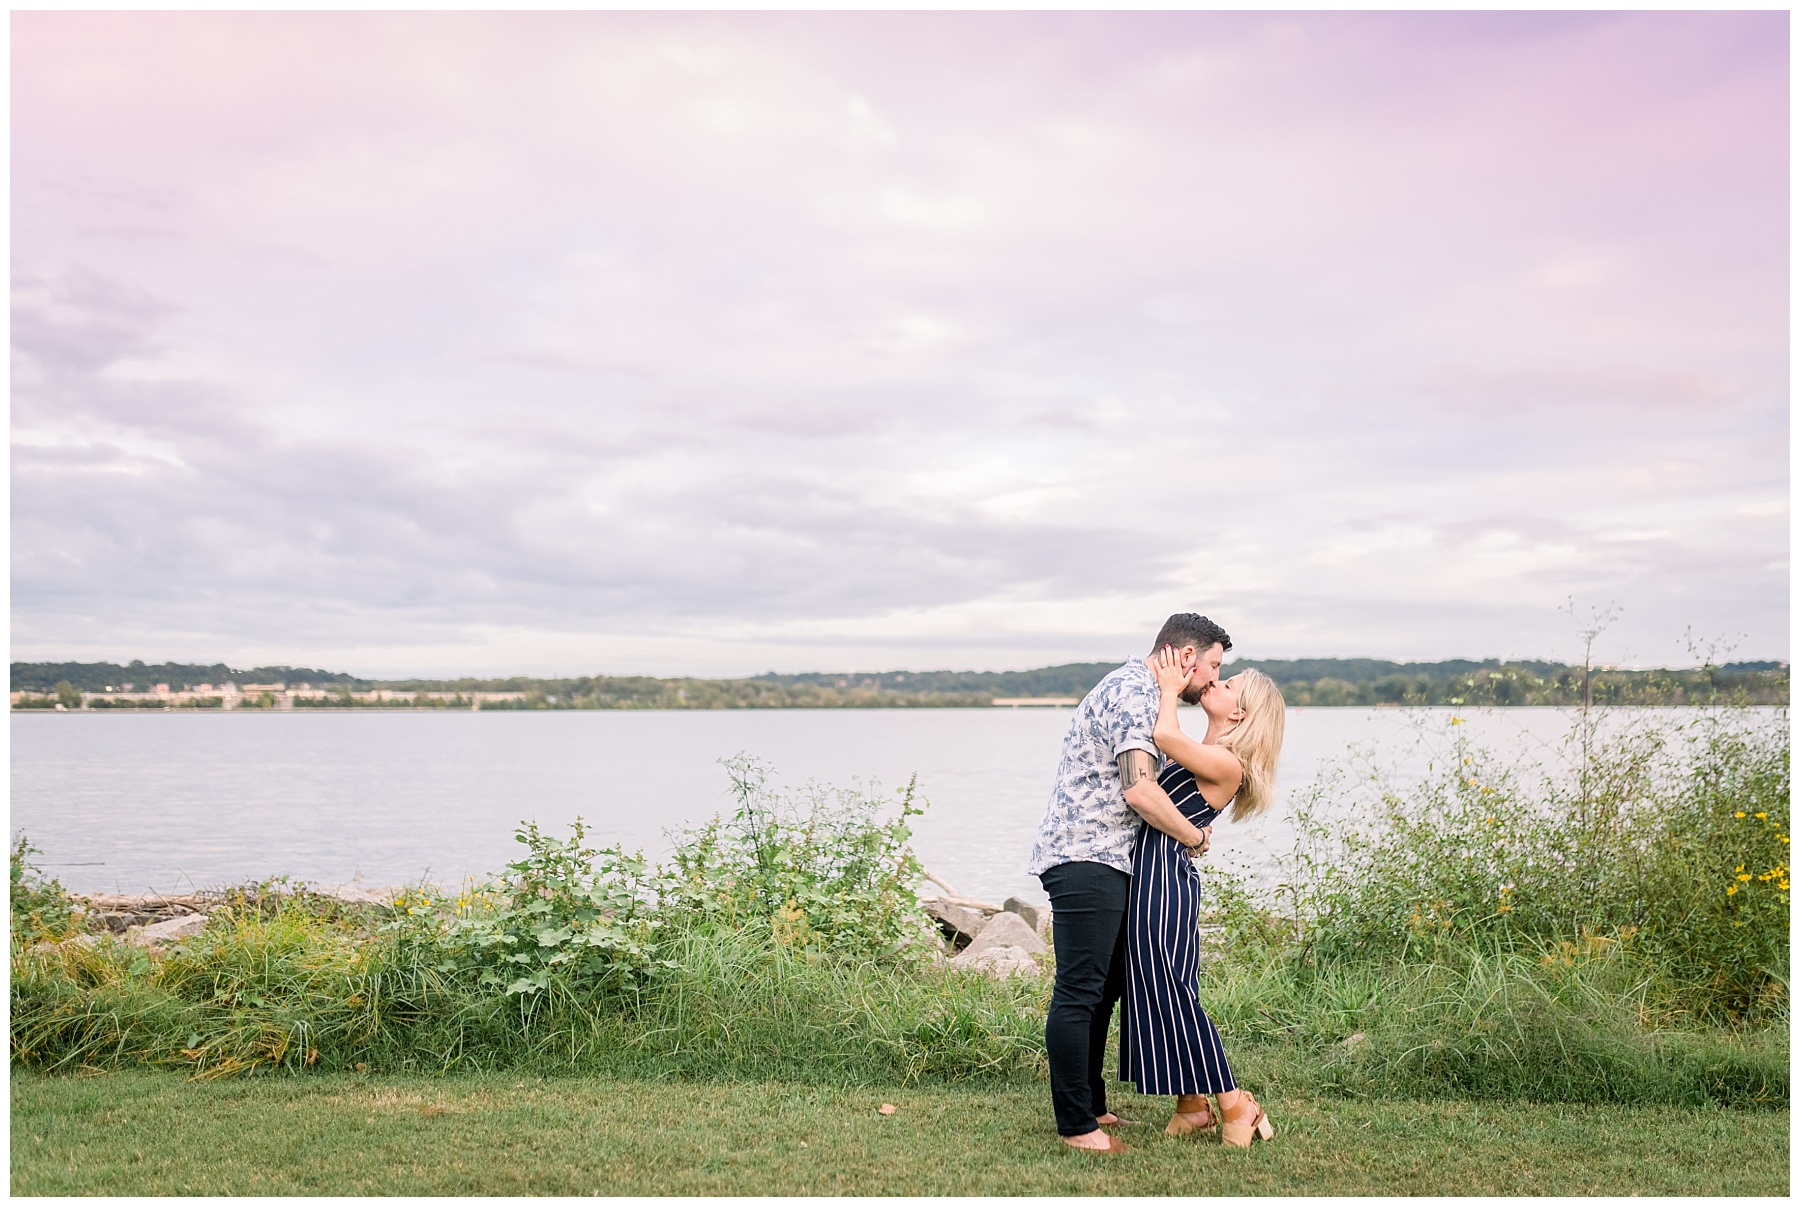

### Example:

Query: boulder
xmin=30 ymin=934 xmax=98 ymax=954
xmin=129 ymin=914 xmax=210 ymax=947
xmin=923 ymin=897 xmax=989 ymax=946
xmin=76 ymin=893 xmax=205 ymax=913
xmin=94 ymin=911 xmax=159 ymax=933
xmin=953 ymin=943 xmax=1040 ymax=978
xmin=1002 ymin=897 xmax=1044 ymax=934
xmin=318 ymin=884 xmax=402 ymax=905
xmin=962 ymin=909 xmax=1045 ymax=959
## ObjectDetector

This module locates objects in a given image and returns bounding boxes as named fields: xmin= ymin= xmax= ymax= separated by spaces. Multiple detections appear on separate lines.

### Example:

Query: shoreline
xmin=11 ymin=701 xmax=1789 ymax=714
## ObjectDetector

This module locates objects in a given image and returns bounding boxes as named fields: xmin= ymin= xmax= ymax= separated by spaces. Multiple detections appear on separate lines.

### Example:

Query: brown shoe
xmin=1165 ymin=1099 xmax=1216 ymax=1136
xmin=1062 ymin=1130 xmax=1131 ymax=1154
xmin=1220 ymin=1093 xmax=1274 ymax=1148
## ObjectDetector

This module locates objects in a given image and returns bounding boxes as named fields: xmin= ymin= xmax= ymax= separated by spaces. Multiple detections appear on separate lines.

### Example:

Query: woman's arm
xmin=1149 ymin=648 xmax=1245 ymax=799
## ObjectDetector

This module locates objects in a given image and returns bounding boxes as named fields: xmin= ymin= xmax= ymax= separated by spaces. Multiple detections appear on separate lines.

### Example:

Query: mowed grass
xmin=12 ymin=1070 xmax=1787 ymax=1196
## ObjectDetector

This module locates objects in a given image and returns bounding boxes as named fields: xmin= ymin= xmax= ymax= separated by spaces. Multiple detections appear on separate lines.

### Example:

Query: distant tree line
xmin=1235 ymin=658 xmax=1789 ymax=707
xmin=9 ymin=661 xmax=358 ymax=693
xmin=12 ymin=657 xmax=1787 ymax=708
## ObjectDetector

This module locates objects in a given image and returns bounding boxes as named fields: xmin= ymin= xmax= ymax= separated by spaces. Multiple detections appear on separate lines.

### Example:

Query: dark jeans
xmin=1038 ymin=860 xmax=1131 ymax=1137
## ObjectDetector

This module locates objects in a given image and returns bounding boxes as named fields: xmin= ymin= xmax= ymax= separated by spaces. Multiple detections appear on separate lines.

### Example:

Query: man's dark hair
xmin=1151 ymin=613 xmax=1232 ymax=655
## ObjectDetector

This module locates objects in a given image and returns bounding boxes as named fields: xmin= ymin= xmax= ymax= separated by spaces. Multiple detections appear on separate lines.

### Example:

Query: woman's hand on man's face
xmin=1152 ymin=645 xmax=1191 ymax=696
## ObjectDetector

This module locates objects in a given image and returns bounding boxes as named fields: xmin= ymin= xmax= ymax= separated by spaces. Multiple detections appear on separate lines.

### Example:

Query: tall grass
xmin=12 ymin=713 xmax=1790 ymax=1108
xmin=11 ymin=905 xmax=1046 ymax=1084
xmin=1189 ymin=703 xmax=1789 ymax=1106
xmin=1198 ymin=940 xmax=1784 ymax=1108
xmin=12 ymin=759 xmax=1048 ymax=1085
xmin=1269 ymin=706 xmax=1788 ymax=1020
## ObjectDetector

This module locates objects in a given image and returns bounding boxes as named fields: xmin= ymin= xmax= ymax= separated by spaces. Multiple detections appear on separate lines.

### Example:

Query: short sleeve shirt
xmin=1026 ymin=659 xmax=1162 ymax=877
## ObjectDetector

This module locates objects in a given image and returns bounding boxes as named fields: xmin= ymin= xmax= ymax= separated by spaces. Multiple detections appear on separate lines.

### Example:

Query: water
xmin=7 ymin=706 xmax=1682 ymax=905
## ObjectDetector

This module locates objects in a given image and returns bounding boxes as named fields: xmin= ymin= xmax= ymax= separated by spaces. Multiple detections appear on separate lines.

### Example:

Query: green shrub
xmin=653 ymin=755 xmax=935 ymax=960
xmin=10 ymin=901 xmax=1046 ymax=1084
xmin=1274 ymin=707 xmax=1788 ymax=1021
xmin=11 ymin=837 xmax=75 ymax=949
xmin=11 ymin=756 xmax=1043 ymax=1085
xmin=405 ymin=819 xmax=665 ymax=998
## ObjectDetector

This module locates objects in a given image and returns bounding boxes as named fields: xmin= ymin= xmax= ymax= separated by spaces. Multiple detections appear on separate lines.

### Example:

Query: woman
xmin=1117 ymin=649 xmax=1286 ymax=1146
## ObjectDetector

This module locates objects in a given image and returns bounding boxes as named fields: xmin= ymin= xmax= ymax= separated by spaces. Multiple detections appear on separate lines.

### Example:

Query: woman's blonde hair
xmin=1217 ymin=668 xmax=1286 ymax=822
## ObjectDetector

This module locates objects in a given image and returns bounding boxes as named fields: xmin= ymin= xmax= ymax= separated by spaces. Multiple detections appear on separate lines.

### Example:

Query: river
xmin=7 ymin=705 xmax=1712 ymax=904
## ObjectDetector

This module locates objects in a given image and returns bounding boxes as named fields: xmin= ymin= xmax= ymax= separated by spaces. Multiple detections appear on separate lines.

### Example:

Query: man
xmin=1026 ymin=613 xmax=1231 ymax=1153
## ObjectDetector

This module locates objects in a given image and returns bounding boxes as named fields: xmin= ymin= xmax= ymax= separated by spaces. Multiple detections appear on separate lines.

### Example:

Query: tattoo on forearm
xmin=1118 ymin=749 xmax=1155 ymax=790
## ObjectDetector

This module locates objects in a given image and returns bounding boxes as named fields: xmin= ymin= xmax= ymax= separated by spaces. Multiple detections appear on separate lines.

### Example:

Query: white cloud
xmin=10 ymin=12 xmax=1788 ymax=675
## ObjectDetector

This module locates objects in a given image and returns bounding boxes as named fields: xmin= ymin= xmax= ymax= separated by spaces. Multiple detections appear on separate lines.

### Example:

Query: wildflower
xmin=1737 ymin=811 xmax=1747 ymax=818
xmin=1738 ymin=873 xmax=1752 ymax=882
xmin=1450 ymin=716 xmax=1464 ymax=727
xmin=1755 ymin=812 xmax=1767 ymax=819
xmin=1727 ymin=885 xmax=1738 ymax=895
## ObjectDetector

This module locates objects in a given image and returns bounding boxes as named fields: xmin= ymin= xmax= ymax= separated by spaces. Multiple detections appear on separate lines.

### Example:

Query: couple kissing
xmin=1026 ymin=613 xmax=1287 ymax=1153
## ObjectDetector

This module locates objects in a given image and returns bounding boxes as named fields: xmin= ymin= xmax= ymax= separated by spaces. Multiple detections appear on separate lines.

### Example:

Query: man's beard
xmin=1179 ymin=681 xmax=1209 ymax=706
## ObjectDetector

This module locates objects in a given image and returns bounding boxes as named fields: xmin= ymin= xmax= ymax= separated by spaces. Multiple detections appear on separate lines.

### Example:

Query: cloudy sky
xmin=12 ymin=12 xmax=1788 ymax=677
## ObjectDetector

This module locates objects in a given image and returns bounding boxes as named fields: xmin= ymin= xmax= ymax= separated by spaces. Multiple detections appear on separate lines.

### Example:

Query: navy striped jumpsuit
xmin=1118 ymin=761 xmax=1238 ymax=1096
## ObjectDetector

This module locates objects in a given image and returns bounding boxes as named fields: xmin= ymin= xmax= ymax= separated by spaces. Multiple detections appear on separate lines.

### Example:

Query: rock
xmin=953 ymin=943 xmax=1040 ymax=978
xmin=923 ymin=897 xmax=990 ymax=947
xmin=75 ymin=893 xmax=206 ymax=913
xmin=1002 ymin=897 xmax=1044 ymax=934
xmin=318 ymin=884 xmax=402 ymax=905
xmin=94 ymin=911 xmax=158 ymax=933
xmin=30 ymin=934 xmax=98 ymax=954
xmin=129 ymin=914 xmax=209 ymax=947
xmin=961 ymin=909 xmax=1045 ymax=959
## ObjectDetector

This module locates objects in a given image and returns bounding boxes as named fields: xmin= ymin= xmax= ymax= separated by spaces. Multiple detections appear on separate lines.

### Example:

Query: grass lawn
xmin=11 ymin=1069 xmax=1788 ymax=1196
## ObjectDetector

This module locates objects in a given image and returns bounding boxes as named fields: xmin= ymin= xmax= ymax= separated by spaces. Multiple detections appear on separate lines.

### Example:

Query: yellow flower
xmin=1450 ymin=716 xmax=1464 ymax=726
xmin=1738 ymin=873 xmax=1753 ymax=882
xmin=1737 ymin=811 xmax=1747 ymax=818
xmin=1756 ymin=812 xmax=1768 ymax=819
xmin=1727 ymin=885 xmax=1738 ymax=895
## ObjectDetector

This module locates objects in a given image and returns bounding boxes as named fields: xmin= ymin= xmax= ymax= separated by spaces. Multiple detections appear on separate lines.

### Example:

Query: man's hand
xmin=1185 ymin=826 xmax=1212 ymax=860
